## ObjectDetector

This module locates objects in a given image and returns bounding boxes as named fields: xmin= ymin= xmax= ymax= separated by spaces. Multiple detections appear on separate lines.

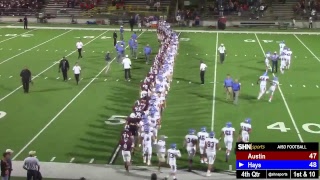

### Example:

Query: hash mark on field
xmin=56 ymin=77 xmax=60 ymax=79
xmin=9 ymin=76 xmax=12 ymax=78
xmin=55 ymin=50 xmax=58 ymax=52
xmin=290 ymin=84 xmax=292 ymax=87
xmin=89 ymin=159 xmax=94 ymax=163
xmin=44 ymin=77 xmax=48 ymax=79
xmin=116 ymin=79 xmax=119 ymax=81
xmin=9 ymin=49 xmax=12 ymax=50
xmin=0 ymin=48 xmax=2 ymax=50
xmin=69 ymin=158 xmax=75 ymax=163
xmin=68 ymin=78 xmax=71 ymax=80
xmin=50 ymin=157 xmax=56 ymax=162
xmin=46 ymin=50 xmax=48 ymax=51
xmin=65 ymin=50 xmax=67 ymax=52
xmin=83 ymin=51 xmax=85 ymax=53
xmin=18 ymin=49 xmax=21 ymax=51
xmin=104 ymin=79 xmax=107 ymax=81
xmin=316 ymin=85 xmax=319 ymax=88
xmin=37 ymin=49 xmax=39 ymax=51
xmin=303 ymin=85 xmax=306 ymax=87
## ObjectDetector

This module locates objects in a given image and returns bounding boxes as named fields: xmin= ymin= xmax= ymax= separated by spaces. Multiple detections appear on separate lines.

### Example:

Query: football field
xmin=0 ymin=26 xmax=319 ymax=173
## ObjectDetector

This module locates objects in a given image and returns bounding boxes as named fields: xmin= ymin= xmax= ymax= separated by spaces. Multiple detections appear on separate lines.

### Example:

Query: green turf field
xmin=0 ymin=27 xmax=319 ymax=172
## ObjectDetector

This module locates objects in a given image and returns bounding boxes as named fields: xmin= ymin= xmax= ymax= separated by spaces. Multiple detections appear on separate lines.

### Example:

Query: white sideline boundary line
xmin=12 ymin=31 xmax=145 ymax=160
xmin=293 ymin=34 xmax=320 ymax=63
xmin=4 ymin=25 xmax=320 ymax=35
xmin=0 ymin=31 xmax=108 ymax=103
xmin=0 ymin=29 xmax=73 ymax=65
xmin=254 ymin=33 xmax=304 ymax=142
xmin=211 ymin=32 xmax=218 ymax=131
xmin=0 ymin=29 xmax=36 ymax=44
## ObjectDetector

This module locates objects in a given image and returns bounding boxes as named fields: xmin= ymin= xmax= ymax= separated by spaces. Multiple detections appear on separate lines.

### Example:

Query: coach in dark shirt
xmin=129 ymin=16 xmax=135 ymax=32
xmin=20 ymin=67 xmax=32 ymax=93
xmin=113 ymin=31 xmax=117 ymax=46
xmin=23 ymin=16 xmax=28 ymax=29
xmin=1 ymin=153 xmax=10 ymax=180
xmin=58 ymin=57 xmax=70 ymax=81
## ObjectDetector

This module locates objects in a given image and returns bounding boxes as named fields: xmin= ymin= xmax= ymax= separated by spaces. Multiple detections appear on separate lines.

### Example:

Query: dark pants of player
xmin=220 ymin=53 xmax=225 ymax=63
xmin=113 ymin=38 xmax=117 ymax=46
xmin=74 ymin=74 xmax=80 ymax=85
xmin=309 ymin=23 xmax=313 ymax=29
xmin=200 ymin=71 xmax=205 ymax=84
xmin=62 ymin=70 xmax=68 ymax=81
xmin=124 ymin=69 xmax=131 ymax=80
xmin=272 ymin=60 xmax=278 ymax=73
xmin=24 ymin=22 xmax=28 ymax=29
xmin=130 ymin=25 xmax=133 ymax=32
xmin=77 ymin=48 xmax=82 ymax=59
xmin=22 ymin=80 xmax=30 ymax=93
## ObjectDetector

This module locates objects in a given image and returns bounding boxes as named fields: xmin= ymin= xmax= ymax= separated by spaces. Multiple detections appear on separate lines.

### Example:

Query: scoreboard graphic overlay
xmin=236 ymin=142 xmax=319 ymax=179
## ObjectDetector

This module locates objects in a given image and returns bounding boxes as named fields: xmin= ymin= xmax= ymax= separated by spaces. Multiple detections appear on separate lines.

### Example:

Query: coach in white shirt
xmin=218 ymin=43 xmax=226 ymax=64
xmin=76 ymin=40 xmax=83 ymax=59
xmin=72 ymin=62 xmax=81 ymax=85
xmin=122 ymin=55 xmax=132 ymax=81
xmin=200 ymin=60 xmax=207 ymax=85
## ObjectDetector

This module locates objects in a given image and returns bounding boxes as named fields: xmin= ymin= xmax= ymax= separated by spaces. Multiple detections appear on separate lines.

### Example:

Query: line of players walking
xmin=257 ymin=41 xmax=293 ymax=102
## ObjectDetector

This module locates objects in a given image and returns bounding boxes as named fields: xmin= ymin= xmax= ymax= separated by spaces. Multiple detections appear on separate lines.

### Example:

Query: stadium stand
xmin=0 ymin=0 xmax=43 ymax=16
xmin=272 ymin=0 xmax=297 ymax=19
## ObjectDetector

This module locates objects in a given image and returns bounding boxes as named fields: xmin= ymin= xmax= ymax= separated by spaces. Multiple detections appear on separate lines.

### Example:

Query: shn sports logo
xmin=238 ymin=143 xmax=266 ymax=150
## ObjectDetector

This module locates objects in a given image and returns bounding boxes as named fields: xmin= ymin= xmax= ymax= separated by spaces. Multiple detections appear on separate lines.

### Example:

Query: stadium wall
xmin=0 ymin=16 xmax=319 ymax=29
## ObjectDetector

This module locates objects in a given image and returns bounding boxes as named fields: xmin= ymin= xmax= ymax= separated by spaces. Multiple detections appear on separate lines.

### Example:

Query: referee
xmin=76 ymin=40 xmax=83 ymax=59
xmin=72 ymin=62 xmax=81 ymax=85
xmin=20 ymin=67 xmax=32 ymax=93
xmin=218 ymin=44 xmax=226 ymax=64
xmin=200 ymin=60 xmax=207 ymax=85
xmin=23 ymin=151 xmax=40 ymax=180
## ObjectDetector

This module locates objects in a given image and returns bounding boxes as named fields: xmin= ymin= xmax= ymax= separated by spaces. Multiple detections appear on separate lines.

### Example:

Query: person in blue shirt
xmin=224 ymin=74 xmax=233 ymax=101
xmin=131 ymin=32 xmax=137 ymax=40
xmin=144 ymin=44 xmax=152 ymax=64
xmin=132 ymin=40 xmax=138 ymax=59
xmin=232 ymin=79 xmax=241 ymax=105
xmin=128 ymin=38 xmax=134 ymax=56
xmin=117 ymin=45 xmax=124 ymax=63
xmin=120 ymin=25 xmax=124 ymax=41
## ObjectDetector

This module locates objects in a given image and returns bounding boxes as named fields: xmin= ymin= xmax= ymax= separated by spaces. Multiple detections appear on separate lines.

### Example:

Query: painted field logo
xmin=105 ymin=115 xmax=127 ymax=125
xmin=180 ymin=38 xmax=190 ymax=41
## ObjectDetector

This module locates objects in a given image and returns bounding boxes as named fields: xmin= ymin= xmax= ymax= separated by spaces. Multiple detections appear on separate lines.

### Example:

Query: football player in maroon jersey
xmin=119 ymin=137 xmax=133 ymax=172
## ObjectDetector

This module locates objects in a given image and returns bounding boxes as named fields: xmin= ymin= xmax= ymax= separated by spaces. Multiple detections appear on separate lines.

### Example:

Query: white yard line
xmin=12 ymin=31 xmax=145 ymax=160
xmin=211 ymin=32 xmax=219 ymax=131
xmin=293 ymin=34 xmax=320 ymax=63
xmin=254 ymin=33 xmax=304 ymax=142
xmin=0 ymin=29 xmax=36 ymax=44
xmin=0 ymin=31 xmax=108 ymax=103
xmin=0 ymin=29 xmax=73 ymax=65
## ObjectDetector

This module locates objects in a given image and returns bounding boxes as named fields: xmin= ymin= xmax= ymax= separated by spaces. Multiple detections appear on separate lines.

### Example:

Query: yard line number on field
xmin=255 ymin=33 xmax=303 ymax=141
xmin=12 ymin=31 xmax=145 ymax=160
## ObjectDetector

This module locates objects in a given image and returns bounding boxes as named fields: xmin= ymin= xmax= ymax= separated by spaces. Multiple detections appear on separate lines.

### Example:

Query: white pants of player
xmin=260 ymin=85 xmax=266 ymax=93
xmin=206 ymin=151 xmax=216 ymax=165
xmin=187 ymin=146 xmax=196 ymax=158
xmin=122 ymin=150 xmax=131 ymax=162
xmin=241 ymin=132 xmax=250 ymax=142
xmin=268 ymin=85 xmax=276 ymax=93
xmin=143 ymin=145 xmax=152 ymax=155
xmin=280 ymin=60 xmax=286 ymax=69
xmin=138 ymin=22 xmax=141 ymax=28
xmin=199 ymin=144 xmax=205 ymax=154
xmin=157 ymin=152 xmax=166 ymax=162
xmin=224 ymin=137 xmax=233 ymax=151
xmin=152 ymin=127 xmax=158 ymax=137
xmin=286 ymin=57 xmax=291 ymax=66
xmin=265 ymin=59 xmax=270 ymax=68
xmin=169 ymin=162 xmax=177 ymax=173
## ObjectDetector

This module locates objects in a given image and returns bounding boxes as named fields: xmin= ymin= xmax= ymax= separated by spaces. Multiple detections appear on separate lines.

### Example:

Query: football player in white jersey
xmin=139 ymin=127 xmax=155 ymax=165
xmin=238 ymin=118 xmax=252 ymax=143
xmin=280 ymin=52 xmax=286 ymax=74
xmin=156 ymin=135 xmax=167 ymax=172
xmin=184 ymin=129 xmax=198 ymax=172
xmin=266 ymin=77 xmax=279 ymax=102
xmin=204 ymin=132 xmax=219 ymax=177
xmin=197 ymin=127 xmax=209 ymax=164
xmin=286 ymin=48 xmax=292 ymax=69
xmin=257 ymin=72 xmax=269 ymax=100
xmin=265 ymin=51 xmax=271 ymax=71
xmin=149 ymin=112 xmax=160 ymax=144
xmin=167 ymin=143 xmax=181 ymax=180
xmin=220 ymin=122 xmax=235 ymax=162
xmin=279 ymin=41 xmax=285 ymax=54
